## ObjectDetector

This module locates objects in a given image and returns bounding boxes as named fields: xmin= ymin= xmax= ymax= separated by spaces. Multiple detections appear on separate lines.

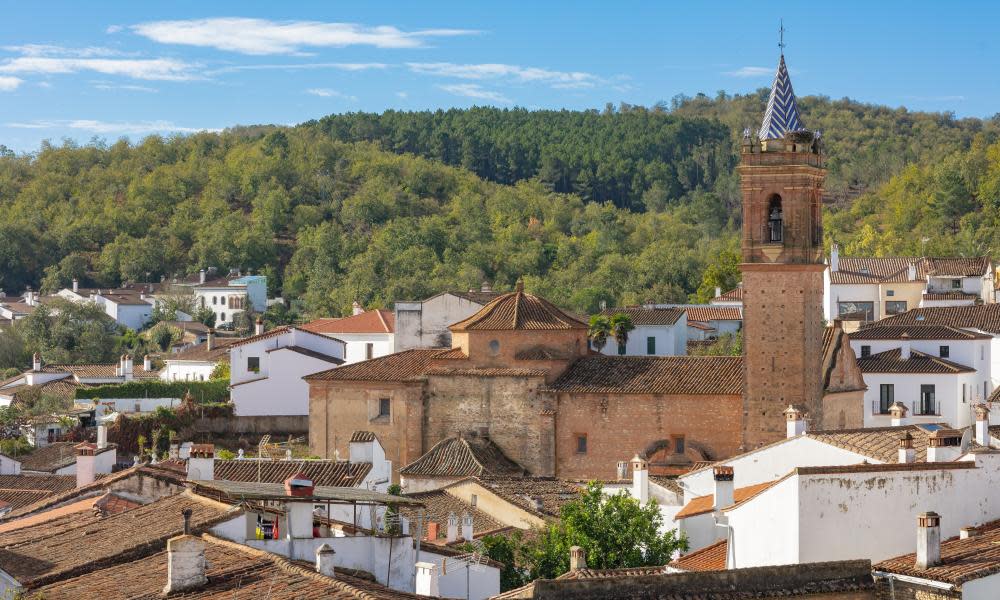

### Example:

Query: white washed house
xmin=301 ymin=306 xmax=395 ymax=364
xmin=192 ymin=272 xmax=268 ymax=327
xmin=591 ymin=307 xmax=687 ymax=356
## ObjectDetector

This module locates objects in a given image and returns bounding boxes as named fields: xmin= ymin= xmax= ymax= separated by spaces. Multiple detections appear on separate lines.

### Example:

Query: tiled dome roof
xmin=448 ymin=279 xmax=587 ymax=331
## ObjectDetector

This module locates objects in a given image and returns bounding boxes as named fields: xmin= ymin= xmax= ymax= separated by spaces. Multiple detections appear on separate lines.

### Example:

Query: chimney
xmin=631 ymin=453 xmax=649 ymax=504
xmin=975 ymin=403 xmax=991 ymax=447
xmin=97 ymin=424 xmax=108 ymax=450
xmin=255 ymin=317 xmax=264 ymax=336
xmin=315 ymin=543 xmax=336 ymax=578
xmin=461 ymin=512 xmax=473 ymax=541
xmin=570 ymin=546 xmax=587 ymax=571
xmin=908 ymin=262 xmax=918 ymax=282
xmin=164 ymin=510 xmax=208 ymax=594
xmin=960 ymin=526 xmax=976 ymax=540
xmin=169 ymin=443 xmax=180 ymax=460
xmin=187 ymin=444 xmax=214 ymax=480
xmin=714 ymin=286 xmax=722 ymax=299
xmin=415 ymin=562 xmax=440 ymax=597
xmin=927 ymin=430 xmax=963 ymax=463
xmin=72 ymin=278 xmax=79 ymax=293
xmin=916 ymin=512 xmax=942 ymax=569
xmin=32 ymin=352 xmax=41 ymax=372
xmin=352 ymin=301 xmax=364 ymax=316
xmin=206 ymin=329 xmax=214 ymax=352
xmin=616 ymin=460 xmax=627 ymax=480
xmin=713 ymin=466 xmax=735 ymax=510
xmin=426 ymin=521 xmax=439 ymax=541
xmin=599 ymin=299 xmax=607 ymax=311
xmin=446 ymin=513 xmax=458 ymax=543
xmin=898 ymin=432 xmax=916 ymax=464
xmin=123 ymin=354 xmax=134 ymax=381
xmin=830 ymin=243 xmax=840 ymax=272
xmin=890 ymin=402 xmax=909 ymax=427
xmin=284 ymin=473 xmax=316 ymax=539
xmin=784 ymin=405 xmax=807 ymax=438
xmin=199 ymin=269 xmax=206 ymax=284
xmin=900 ymin=333 xmax=911 ymax=360
xmin=143 ymin=354 xmax=152 ymax=371
xmin=284 ymin=472 xmax=315 ymax=497
xmin=481 ymin=281 xmax=492 ymax=293
xmin=75 ymin=442 xmax=98 ymax=487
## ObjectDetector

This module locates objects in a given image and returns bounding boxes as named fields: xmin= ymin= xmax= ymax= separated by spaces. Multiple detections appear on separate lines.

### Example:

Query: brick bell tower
xmin=739 ymin=49 xmax=826 ymax=448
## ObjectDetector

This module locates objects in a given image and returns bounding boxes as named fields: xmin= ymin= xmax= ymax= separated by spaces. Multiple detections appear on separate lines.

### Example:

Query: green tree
xmin=466 ymin=532 xmax=527 ymax=592
xmin=609 ymin=313 xmax=635 ymax=354
xmin=587 ymin=315 xmax=611 ymax=353
xmin=694 ymin=250 xmax=741 ymax=303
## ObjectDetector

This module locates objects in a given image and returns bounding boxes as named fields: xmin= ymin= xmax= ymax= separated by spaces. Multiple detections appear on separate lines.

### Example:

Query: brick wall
xmin=874 ymin=579 xmax=958 ymax=599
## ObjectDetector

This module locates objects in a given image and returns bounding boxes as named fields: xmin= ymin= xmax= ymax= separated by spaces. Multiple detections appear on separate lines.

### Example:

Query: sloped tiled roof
xmin=713 ymin=287 xmax=744 ymax=303
xmin=305 ymin=348 xmax=438 ymax=382
xmin=875 ymin=518 xmax=1000 ymax=586
xmin=400 ymin=436 xmax=526 ymax=478
xmin=0 ymin=474 xmax=77 ymax=510
xmin=923 ymin=292 xmax=980 ymax=301
xmin=597 ymin=307 xmax=684 ymax=326
xmin=472 ymin=476 xmax=586 ymax=518
xmin=806 ymin=424 xmax=954 ymax=464
xmin=350 ymin=430 xmax=377 ymax=443
xmin=670 ymin=539 xmax=728 ymax=572
xmin=213 ymin=459 xmax=372 ymax=488
xmin=856 ymin=348 xmax=975 ymax=374
xmin=851 ymin=324 xmax=991 ymax=340
xmin=227 ymin=325 xmax=335 ymax=348
xmin=878 ymin=304 xmax=1000 ymax=335
xmin=830 ymin=256 xmax=990 ymax=285
xmin=17 ymin=442 xmax=82 ymax=473
xmin=548 ymin=356 xmax=744 ymax=395
xmin=57 ymin=363 xmax=160 ymax=380
xmin=399 ymin=489 xmax=505 ymax=540
xmin=168 ymin=337 xmax=240 ymax=363
xmin=683 ymin=306 xmax=742 ymax=322
xmin=674 ymin=481 xmax=778 ymax=520
xmin=759 ymin=54 xmax=804 ymax=140
xmin=449 ymin=285 xmax=587 ymax=331
xmin=301 ymin=309 xmax=395 ymax=334
xmin=513 ymin=345 xmax=575 ymax=360
xmin=449 ymin=290 xmax=504 ymax=305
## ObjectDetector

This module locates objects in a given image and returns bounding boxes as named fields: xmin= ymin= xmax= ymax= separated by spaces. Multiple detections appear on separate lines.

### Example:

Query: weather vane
xmin=778 ymin=19 xmax=786 ymax=54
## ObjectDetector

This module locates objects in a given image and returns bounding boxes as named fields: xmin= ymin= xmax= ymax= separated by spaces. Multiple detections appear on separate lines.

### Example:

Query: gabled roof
xmin=597 ymin=307 xmax=684 ymax=326
xmin=399 ymin=489 xmax=505 ymax=541
xmin=669 ymin=539 xmax=728 ymax=572
xmin=682 ymin=306 xmax=742 ymax=322
xmin=851 ymin=324 xmax=991 ymax=340
xmin=875 ymin=519 xmax=1000 ymax=587
xmin=879 ymin=304 xmax=1000 ymax=335
xmin=807 ymin=424 xmax=965 ymax=464
xmin=712 ymin=287 xmax=743 ymax=303
xmin=759 ymin=54 xmax=804 ymax=140
xmin=213 ymin=458 xmax=372 ymax=488
xmin=167 ymin=337 xmax=240 ymax=363
xmin=17 ymin=441 xmax=85 ymax=473
xmin=400 ymin=436 xmax=526 ymax=478
xmin=547 ymin=356 xmax=744 ymax=395
xmin=449 ymin=283 xmax=587 ymax=331
xmin=830 ymin=256 xmax=990 ymax=285
xmin=674 ymin=481 xmax=778 ymax=520
xmin=467 ymin=476 xmax=586 ymax=518
xmin=227 ymin=325 xmax=336 ymax=348
xmin=305 ymin=348 xmax=438 ymax=383
xmin=301 ymin=309 xmax=395 ymax=335
xmin=856 ymin=348 xmax=975 ymax=374
xmin=0 ymin=474 xmax=77 ymax=509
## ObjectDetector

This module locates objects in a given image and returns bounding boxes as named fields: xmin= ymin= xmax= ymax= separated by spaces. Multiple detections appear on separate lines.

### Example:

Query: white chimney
xmin=616 ymin=460 xmax=627 ymax=480
xmin=570 ymin=546 xmax=587 ymax=571
xmin=315 ymin=543 xmax=336 ymax=578
xmin=97 ymin=424 xmax=108 ymax=450
xmin=890 ymin=402 xmax=909 ymax=427
xmin=186 ymin=444 xmax=214 ymax=480
xmin=975 ymin=403 xmax=991 ymax=447
xmin=898 ymin=432 xmax=916 ymax=464
xmin=76 ymin=443 xmax=98 ymax=487
xmin=32 ymin=352 xmax=41 ymax=372
xmin=352 ymin=301 xmax=364 ymax=316
xmin=784 ymin=405 xmax=807 ymax=438
xmin=960 ymin=526 xmax=976 ymax=540
xmin=927 ymin=431 xmax=962 ymax=463
xmin=143 ymin=354 xmax=152 ymax=371
xmin=206 ymin=329 xmax=214 ymax=351
xmin=199 ymin=269 xmax=206 ymax=285
xmin=461 ymin=512 xmax=473 ymax=541
xmin=714 ymin=286 xmax=722 ymax=299
xmin=446 ymin=512 xmax=458 ymax=543
xmin=830 ymin=243 xmax=840 ymax=272
xmin=72 ymin=278 xmax=79 ymax=293
xmin=481 ymin=281 xmax=492 ymax=293
xmin=255 ymin=317 xmax=264 ymax=336
xmin=713 ymin=466 xmax=735 ymax=510
xmin=415 ymin=562 xmax=440 ymax=597
xmin=631 ymin=453 xmax=649 ymax=504
xmin=164 ymin=510 xmax=208 ymax=594
xmin=916 ymin=512 xmax=941 ymax=569
xmin=123 ymin=354 xmax=134 ymax=381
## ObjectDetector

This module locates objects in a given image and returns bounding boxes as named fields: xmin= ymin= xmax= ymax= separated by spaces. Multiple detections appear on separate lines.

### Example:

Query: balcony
xmin=870 ymin=399 xmax=940 ymax=417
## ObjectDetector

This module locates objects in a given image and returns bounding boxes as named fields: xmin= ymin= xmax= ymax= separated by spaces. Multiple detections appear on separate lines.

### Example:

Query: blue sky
xmin=2 ymin=1 xmax=998 ymax=152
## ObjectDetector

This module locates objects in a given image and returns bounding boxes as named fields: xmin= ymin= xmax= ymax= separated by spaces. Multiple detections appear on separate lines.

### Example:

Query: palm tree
xmin=588 ymin=315 xmax=611 ymax=353
xmin=609 ymin=313 xmax=635 ymax=355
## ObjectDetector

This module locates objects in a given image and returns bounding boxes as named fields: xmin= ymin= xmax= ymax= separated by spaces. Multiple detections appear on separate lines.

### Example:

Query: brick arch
xmin=642 ymin=438 xmax=713 ymax=469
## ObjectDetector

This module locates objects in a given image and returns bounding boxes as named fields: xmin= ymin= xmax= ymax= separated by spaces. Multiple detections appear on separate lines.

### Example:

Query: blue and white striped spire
xmin=759 ymin=53 xmax=804 ymax=140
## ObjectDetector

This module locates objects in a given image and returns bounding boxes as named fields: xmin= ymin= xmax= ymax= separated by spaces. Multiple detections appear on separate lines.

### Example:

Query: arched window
xmin=212 ymin=296 xmax=218 ymax=305
xmin=221 ymin=312 xmax=226 ymax=322
xmin=767 ymin=195 xmax=783 ymax=243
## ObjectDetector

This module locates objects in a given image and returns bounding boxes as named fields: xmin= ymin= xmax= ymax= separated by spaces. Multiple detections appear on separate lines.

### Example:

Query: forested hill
xmin=0 ymin=95 xmax=997 ymax=319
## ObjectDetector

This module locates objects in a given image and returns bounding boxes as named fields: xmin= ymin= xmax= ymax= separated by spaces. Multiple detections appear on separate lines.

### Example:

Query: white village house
xmin=301 ymin=305 xmax=395 ymax=364
xmin=591 ymin=307 xmax=688 ymax=356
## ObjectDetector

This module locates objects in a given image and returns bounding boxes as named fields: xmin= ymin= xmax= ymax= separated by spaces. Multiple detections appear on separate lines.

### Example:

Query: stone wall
xmin=193 ymin=415 xmax=309 ymax=435
xmin=874 ymin=579 xmax=958 ymax=600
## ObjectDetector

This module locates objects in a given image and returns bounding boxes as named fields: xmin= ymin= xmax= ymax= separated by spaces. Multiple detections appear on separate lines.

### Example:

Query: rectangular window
xmin=940 ymin=346 xmax=950 ymax=358
xmin=963 ymin=383 xmax=967 ymax=403
xmin=673 ymin=435 xmax=686 ymax=455
xmin=860 ymin=345 xmax=871 ymax=358
xmin=646 ymin=336 xmax=656 ymax=355
xmin=378 ymin=398 xmax=391 ymax=418
xmin=247 ymin=356 xmax=260 ymax=372
xmin=885 ymin=301 xmax=908 ymax=315
xmin=365 ymin=343 xmax=374 ymax=360
xmin=576 ymin=434 xmax=588 ymax=454
xmin=879 ymin=384 xmax=894 ymax=414
xmin=886 ymin=290 xmax=895 ymax=297
xmin=617 ymin=341 xmax=626 ymax=355
xmin=920 ymin=385 xmax=936 ymax=415
xmin=953 ymin=279 xmax=962 ymax=289
xmin=838 ymin=301 xmax=874 ymax=322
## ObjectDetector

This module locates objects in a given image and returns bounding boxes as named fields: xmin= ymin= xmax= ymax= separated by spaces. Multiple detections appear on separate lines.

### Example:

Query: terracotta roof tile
xmin=851 ymin=324 xmax=991 ymax=340
xmin=305 ymin=348 xmax=438 ymax=382
xmin=214 ymin=459 xmax=372 ymax=487
xmin=875 ymin=517 xmax=1000 ymax=585
xmin=806 ymin=424 xmax=957 ymax=464
xmin=430 ymin=347 xmax=467 ymax=359
xmin=670 ymin=539 xmax=728 ymax=571
xmin=227 ymin=325 xmax=335 ymax=348
xmin=713 ymin=287 xmax=744 ymax=302
xmin=473 ymin=476 xmax=585 ymax=518
xmin=424 ymin=366 xmax=548 ymax=377
xmin=675 ymin=481 xmax=778 ymax=520
xmin=857 ymin=348 xmax=975 ymax=374
xmin=923 ymin=292 xmax=980 ymax=301
xmin=0 ymin=474 xmax=77 ymax=509
xmin=548 ymin=356 xmax=744 ymax=395
xmin=400 ymin=436 xmax=526 ymax=478
xmin=16 ymin=442 xmax=82 ymax=473
xmin=350 ymin=430 xmax=377 ymax=443
xmin=513 ymin=345 xmax=574 ymax=360
xmin=449 ymin=288 xmax=587 ymax=331
xmin=682 ymin=306 xmax=742 ymax=322
xmin=559 ymin=565 xmax=668 ymax=580
xmin=597 ymin=307 xmax=684 ymax=326
xmin=168 ymin=337 xmax=240 ymax=362
xmin=399 ymin=489 xmax=505 ymax=540
xmin=301 ymin=309 xmax=395 ymax=334
xmin=831 ymin=256 xmax=989 ymax=285
xmin=878 ymin=304 xmax=1000 ymax=335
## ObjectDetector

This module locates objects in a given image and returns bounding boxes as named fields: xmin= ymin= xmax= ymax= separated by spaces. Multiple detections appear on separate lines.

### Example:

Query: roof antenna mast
xmin=778 ymin=19 xmax=786 ymax=55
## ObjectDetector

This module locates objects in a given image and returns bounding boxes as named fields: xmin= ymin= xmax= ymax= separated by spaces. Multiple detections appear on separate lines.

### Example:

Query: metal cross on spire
xmin=778 ymin=19 xmax=786 ymax=54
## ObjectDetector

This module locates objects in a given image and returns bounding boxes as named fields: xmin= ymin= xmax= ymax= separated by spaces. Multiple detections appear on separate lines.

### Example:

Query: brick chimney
xmin=631 ymin=453 xmax=649 ymax=504
xmin=784 ymin=405 xmax=807 ymax=438
xmin=889 ymin=402 xmax=909 ymax=427
xmin=830 ymin=243 xmax=840 ymax=272
xmin=713 ymin=466 xmax=735 ymax=510
xmin=315 ymin=543 xmax=336 ymax=578
xmin=164 ymin=509 xmax=208 ymax=594
xmin=900 ymin=333 xmax=911 ymax=360
xmin=975 ymin=403 xmax=991 ymax=447
xmin=446 ymin=512 xmax=458 ymax=543
xmin=255 ymin=317 xmax=264 ymax=336
xmin=570 ymin=546 xmax=587 ymax=571
xmin=75 ymin=442 xmax=98 ymax=487
xmin=284 ymin=473 xmax=316 ymax=540
xmin=461 ymin=512 xmax=473 ymax=541
xmin=916 ymin=512 xmax=941 ymax=569
xmin=284 ymin=472 xmax=315 ymax=497
xmin=898 ymin=432 xmax=916 ymax=464
xmin=352 ymin=301 xmax=363 ymax=316
xmin=415 ymin=562 xmax=440 ymax=597
xmin=426 ymin=521 xmax=439 ymax=541
xmin=187 ymin=444 xmax=214 ymax=480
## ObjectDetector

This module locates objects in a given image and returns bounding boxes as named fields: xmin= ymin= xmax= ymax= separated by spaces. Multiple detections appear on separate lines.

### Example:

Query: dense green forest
xmin=1 ymin=92 xmax=997 ymax=322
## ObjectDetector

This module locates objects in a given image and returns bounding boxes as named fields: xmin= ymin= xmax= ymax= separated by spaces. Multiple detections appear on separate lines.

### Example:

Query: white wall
xmin=92 ymin=397 xmax=181 ymax=419
xmin=961 ymin=572 xmax=1000 ymax=600
xmin=232 ymin=347 xmax=340 ymax=416
xmin=0 ymin=455 xmax=20 ymax=475
xmin=596 ymin=321 xmax=687 ymax=357
xmin=110 ymin=302 xmax=154 ymax=331
xmin=328 ymin=332 xmax=394 ymax=364
xmin=826 ymin=282 xmax=880 ymax=321
xmin=394 ymin=293 xmax=489 ymax=351
xmin=725 ymin=476 xmax=799 ymax=568
xmin=419 ymin=547 xmax=501 ymax=600
xmin=676 ymin=511 xmax=720 ymax=553
xmin=861 ymin=371 xmax=981 ymax=428
xmin=161 ymin=361 xmax=217 ymax=382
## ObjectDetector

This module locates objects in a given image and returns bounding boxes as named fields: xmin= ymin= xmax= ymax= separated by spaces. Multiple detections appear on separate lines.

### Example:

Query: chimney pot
xmin=616 ymin=460 xmax=627 ymax=480
xmin=426 ymin=521 xmax=439 ymax=541
xmin=72 ymin=278 xmax=79 ymax=293
xmin=570 ymin=546 xmax=587 ymax=571
xmin=712 ymin=465 xmax=735 ymax=510
xmin=206 ymin=329 xmax=214 ymax=352
xmin=352 ymin=301 xmax=363 ymax=316
xmin=461 ymin=512 xmax=473 ymax=541
xmin=187 ymin=444 xmax=215 ymax=480
xmin=783 ymin=405 xmax=807 ymax=438
xmin=75 ymin=442 xmax=98 ymax=487
xmin=415 ymin=562 xmax=440 ymax=597
xmin=143 ymin=354 xmax=152 ymax=371
xmin=255 ymin=317 xmax=264 ymax=336
xmin=960 ymin=526 xmax=976 ymax=540
xmin=975 ymin=403 xmax=991 ymax=447
xmin=631 ymin=453 xmax=649 ymax=504
xmin=889 ymin=402 xmax=909 ymax=427
xmin=32 ymin=352 xmax=41 ymax=372
xmin=315 ymin=543 xmax=336 ymax=578
xmin=916 ymin=512 xmax=942 ymax=569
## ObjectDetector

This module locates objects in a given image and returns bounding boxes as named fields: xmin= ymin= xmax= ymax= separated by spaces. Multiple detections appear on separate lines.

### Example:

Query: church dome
xmin=449 ymin=279 xmax=587 ymax=332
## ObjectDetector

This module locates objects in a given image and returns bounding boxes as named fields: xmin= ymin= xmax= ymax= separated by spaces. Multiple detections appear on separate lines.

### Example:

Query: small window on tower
xmin=576 ymin=434 xmax=587 ymax=454
xmin=767 ymin=195 xmax=783 ymax=243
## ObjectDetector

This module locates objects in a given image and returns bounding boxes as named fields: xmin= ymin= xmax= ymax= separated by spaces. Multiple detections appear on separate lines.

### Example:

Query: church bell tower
xmin=739 ymin=48 xmax=827 ymax=448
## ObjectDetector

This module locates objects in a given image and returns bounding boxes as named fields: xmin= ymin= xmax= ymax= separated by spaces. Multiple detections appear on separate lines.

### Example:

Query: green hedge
xmin=75 ymin=380 xmax=229 ymax=404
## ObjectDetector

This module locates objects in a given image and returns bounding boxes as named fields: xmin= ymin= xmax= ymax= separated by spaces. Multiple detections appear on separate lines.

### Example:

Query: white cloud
xmin=305 ymin=88 xmax=357 ymax=101
xmin=0 ymin=56 xmax=198 ymax=81
xmin=395 ymin=91 xmax=408 ymax=99
xmin=130 ymin=18 xmax=479 ymax=55
xmin=723 ymin=66 xmax=773 ymax=78
xmin=439 ymin=83 xmax=511 ymax=104
xmin=206 ymin=62 xmax=386 ymax=75
xmin=106 ymin=25 xmax=124 ymax=34
xmin=6 ymin=119 xmax=219 ymax=134
xmin=0 ymin=76 xmax=23 ymax=91
xmin=92 ymin=81 xmax=158 ymax=93
xmin=3 ymin=44 xmax=129 ymax=58
xmin=408 ymin=62 xmax=599 ymax=88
